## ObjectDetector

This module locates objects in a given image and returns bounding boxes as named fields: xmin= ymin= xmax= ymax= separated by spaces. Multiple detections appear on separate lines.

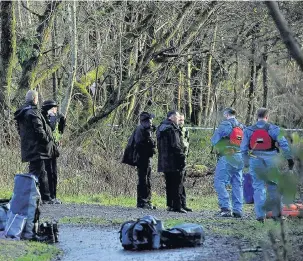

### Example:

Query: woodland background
xmin=0 ymin=1 xmax=303 ymax=198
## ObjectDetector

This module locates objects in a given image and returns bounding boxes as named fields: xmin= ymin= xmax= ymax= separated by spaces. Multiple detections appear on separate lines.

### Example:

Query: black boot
xmin=39 ymin=222 xmax=55 ymax=244
xmin=52 ymin=222 xmax=59 ymax=243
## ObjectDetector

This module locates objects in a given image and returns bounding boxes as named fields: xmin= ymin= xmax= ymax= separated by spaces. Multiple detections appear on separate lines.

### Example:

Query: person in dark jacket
xmin=157 ymin=111 xmax=187 ymax=213
xmin=134 ymin=112 xmax=156 ymax=209
xmin=14 ymin=90 xmax=54 ymax=203
xmin=41 ymin=100 xmax=65 ymax=204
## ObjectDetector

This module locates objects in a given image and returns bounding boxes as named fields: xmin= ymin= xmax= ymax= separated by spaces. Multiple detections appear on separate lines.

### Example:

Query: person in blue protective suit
xmin=241 ymin=108 xmax=294 ymax=222
xmin=211 ymin=108 xmax=244 ymax=217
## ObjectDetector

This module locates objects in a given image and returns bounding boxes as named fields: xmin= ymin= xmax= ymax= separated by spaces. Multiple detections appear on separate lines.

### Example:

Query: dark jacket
xmin=157 ymin=119 xmax=185 ymax=172
xmin=134 ymin=123 xmax=156 ymax=168
xmin=41 ymin=110 xmax=60 ymax=158
xmin=14 ymin=102 xmax=54 ymax=162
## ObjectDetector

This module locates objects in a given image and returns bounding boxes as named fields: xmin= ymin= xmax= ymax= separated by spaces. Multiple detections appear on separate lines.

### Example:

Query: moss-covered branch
xmin=32 ymin=44 xmax=70 ymax=88
xmin=73 ymin=65 xmax=107 ymax=121
xmin=18 ymin=1 xmax=62 ymax=91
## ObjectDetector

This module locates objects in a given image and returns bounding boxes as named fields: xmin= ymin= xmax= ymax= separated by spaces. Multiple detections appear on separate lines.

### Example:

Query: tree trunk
xmin=16 ymin=0 xmax=62 ymax=103
xmin=191 ymin=56 xmax=204 ymax=126
xmin=185 ymin=54 xmax=192 ymax=119
xmin=52 ymin=16 xmax=58 ymax=101
xmin=205 ymin=22 xmax=218 ymax=120
xmin=0 ymin=0 xmax=17 ymax=113
xmin=61 ymin=1 xmax=77 ymax=117
xmin=246 ymin=23 xmax=259 ymax=125
xmin=262 ymin=44 xmax=268 ymax=108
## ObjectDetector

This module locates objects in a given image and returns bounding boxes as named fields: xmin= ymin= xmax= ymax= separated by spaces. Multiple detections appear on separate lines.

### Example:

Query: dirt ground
xmin=41 ymin=204 xmax=263 ymax=261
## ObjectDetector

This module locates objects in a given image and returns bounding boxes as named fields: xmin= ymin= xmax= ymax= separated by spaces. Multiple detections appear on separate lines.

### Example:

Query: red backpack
xmin=249 ymin=123 xmax=275 ymax=150
xmin=229 ymin=126 xmax=243 ymax=146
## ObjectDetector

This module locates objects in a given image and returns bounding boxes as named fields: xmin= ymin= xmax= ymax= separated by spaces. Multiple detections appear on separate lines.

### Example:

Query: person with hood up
xmin=157 ymin=111 xmax=187 ymax=213
xmin=14 ymin=90 xmax=55 ymax=204
xmin=133 ymin=112 xmax=156 ymax=209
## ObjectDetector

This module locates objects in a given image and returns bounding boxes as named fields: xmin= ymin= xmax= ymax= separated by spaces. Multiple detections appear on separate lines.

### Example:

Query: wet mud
xmin=57 ymin=225 xmax=248 ymax=261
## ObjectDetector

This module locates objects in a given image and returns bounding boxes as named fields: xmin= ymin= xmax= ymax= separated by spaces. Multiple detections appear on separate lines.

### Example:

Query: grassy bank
xmin=0 ymin=240 xmax=60 ymax=261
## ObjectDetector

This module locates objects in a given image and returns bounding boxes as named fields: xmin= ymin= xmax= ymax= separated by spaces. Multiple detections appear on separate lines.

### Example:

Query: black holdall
xmin=119 ymin=215 xmax=163 ymax=250
xmin=161 ymin=223 xmax=205 ymax=248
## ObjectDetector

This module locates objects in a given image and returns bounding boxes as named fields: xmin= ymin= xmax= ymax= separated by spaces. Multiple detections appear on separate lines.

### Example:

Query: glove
xmin=287 ymin=159 xmax=295 ymax=170
xmin=58 ymin=116 xmax=66 ymax=134
xmin=151 ymin=125 xmax=157 ymax=132
xmin=178 ymin=155 xmax=186 ymax=170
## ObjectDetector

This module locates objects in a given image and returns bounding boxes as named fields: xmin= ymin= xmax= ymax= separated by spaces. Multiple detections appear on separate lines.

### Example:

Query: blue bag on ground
xmin=8 ymin=174 xmax=41 ymax=239
xmin=161 ymin=223 xmax=205 ymax=248
xmin=0 ymin=200 xmax=10 ymax=231
xmin=243 ymin=173 xmax=254 ymax=204
xmin=4 ymin=212 xmax=27 ymax=240
xmin=119 ymin=215 xmax=163 ymax=250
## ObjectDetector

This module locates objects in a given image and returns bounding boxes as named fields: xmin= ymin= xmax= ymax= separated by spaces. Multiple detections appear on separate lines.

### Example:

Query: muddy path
xmin=41 ymin=203 xmax=255 ymax=221
xmin=56 ymin=225 xmax=252 ymax=261
xmin=41 ymin=204 xmax=260 ymax=261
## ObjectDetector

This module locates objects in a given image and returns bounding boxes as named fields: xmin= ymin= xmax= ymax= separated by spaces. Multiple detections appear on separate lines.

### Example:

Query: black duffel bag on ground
xmin=161 ymin=223 xmax=205 ymax=248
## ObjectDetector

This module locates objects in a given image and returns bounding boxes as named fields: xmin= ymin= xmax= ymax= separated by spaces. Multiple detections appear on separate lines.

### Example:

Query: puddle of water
xmin=58 ymin=225 xmax=239 ymax=261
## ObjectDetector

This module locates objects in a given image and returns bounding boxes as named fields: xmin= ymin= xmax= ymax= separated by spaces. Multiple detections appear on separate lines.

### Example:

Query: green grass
xmin=0 ymin=240 xmax=60 ymax=261
xmin=58 ymin=192 xmax=223 ymax=211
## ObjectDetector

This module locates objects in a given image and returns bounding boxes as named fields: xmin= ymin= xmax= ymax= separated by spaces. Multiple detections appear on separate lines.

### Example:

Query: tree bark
xmin=265 ymin=1 xmax=303 ymax=72
xmin=246 ymin=23 xmax=259 ymax=125
xmin=18 ymin=0 xmax=62 ymax=96
xmin=61 ymin=1 xmax=77 ymax=117
xmin=0 ymin=1 xmax=17 ymax=113
xmin=262 ymin=44 xmax=268 ymax=108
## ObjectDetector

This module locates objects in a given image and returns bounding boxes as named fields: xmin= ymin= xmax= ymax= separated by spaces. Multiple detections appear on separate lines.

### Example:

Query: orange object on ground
xmin=266 ymin=203 xmax=303 ymax=218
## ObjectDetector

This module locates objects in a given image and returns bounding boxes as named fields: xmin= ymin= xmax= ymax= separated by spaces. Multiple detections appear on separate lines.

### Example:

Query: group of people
xmin=14 ymin=90 xmax=66 ymax=205
xmin=123 ymin=111 xmax=192 ymax=213
xmin=125 ymin=107 xmax=294 ymax=221
xmin=14 ymin=90 xmax=294 ymax=222
xmin=212 ymin=107 xmax=294 ymax=222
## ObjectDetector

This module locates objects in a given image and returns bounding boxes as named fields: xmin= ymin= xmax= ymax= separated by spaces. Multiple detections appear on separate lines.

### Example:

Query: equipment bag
xmin=243 ymin=173 xmax=254 ymax=204
xmin=161 ymin=223 xmax=205 ymax=248
xmin=0 ymin=200 xmax=10 ymax=231
xmin=249 ymin=123 xmax=275 ymax=151
xmin=4 ymin=212 xmax=27 ymax=240
xmin=9 ymin=174 xmax=41 ymax=240
xmin=38 ymin=221 xmax=59 ymax=243
xmin=122 ymin=130 xmax=138 ymax=167
xmin=119 ymin=215 xmax=163 ymax=250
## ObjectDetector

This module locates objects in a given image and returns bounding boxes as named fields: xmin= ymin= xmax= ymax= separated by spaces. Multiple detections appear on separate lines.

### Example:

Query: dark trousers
xmin=164 ymin=171 xmax=184 ymax=209
xmin=29 ymin=159 xmax=51 ymax=201
xmin=45 ymin=158 xmax=58 ymax=199
xmin=137 ymin=165 xmax=152 ymax=207
xmin=181 ymin=170 xmax=187 ymax=208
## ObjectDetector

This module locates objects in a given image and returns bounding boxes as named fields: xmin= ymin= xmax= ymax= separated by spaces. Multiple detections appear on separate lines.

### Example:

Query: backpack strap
xmin=168 ymin=227 xmax=189 ymax=237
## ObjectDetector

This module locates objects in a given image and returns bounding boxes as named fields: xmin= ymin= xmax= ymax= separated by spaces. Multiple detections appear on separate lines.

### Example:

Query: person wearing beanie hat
xmin=122 ymin=111 xmax=156 ymax=209
xmin=41 ymin=100 xmax=64 ymax=204
xmin=134 ymin=111 xmax=156 ymax=209
xmin=14 ymin=90 xmax=54 ymax=203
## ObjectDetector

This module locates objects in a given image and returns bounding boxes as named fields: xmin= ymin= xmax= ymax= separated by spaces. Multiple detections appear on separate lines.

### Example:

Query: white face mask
xmin=48 ymin=107 xmax=58 ymax=115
